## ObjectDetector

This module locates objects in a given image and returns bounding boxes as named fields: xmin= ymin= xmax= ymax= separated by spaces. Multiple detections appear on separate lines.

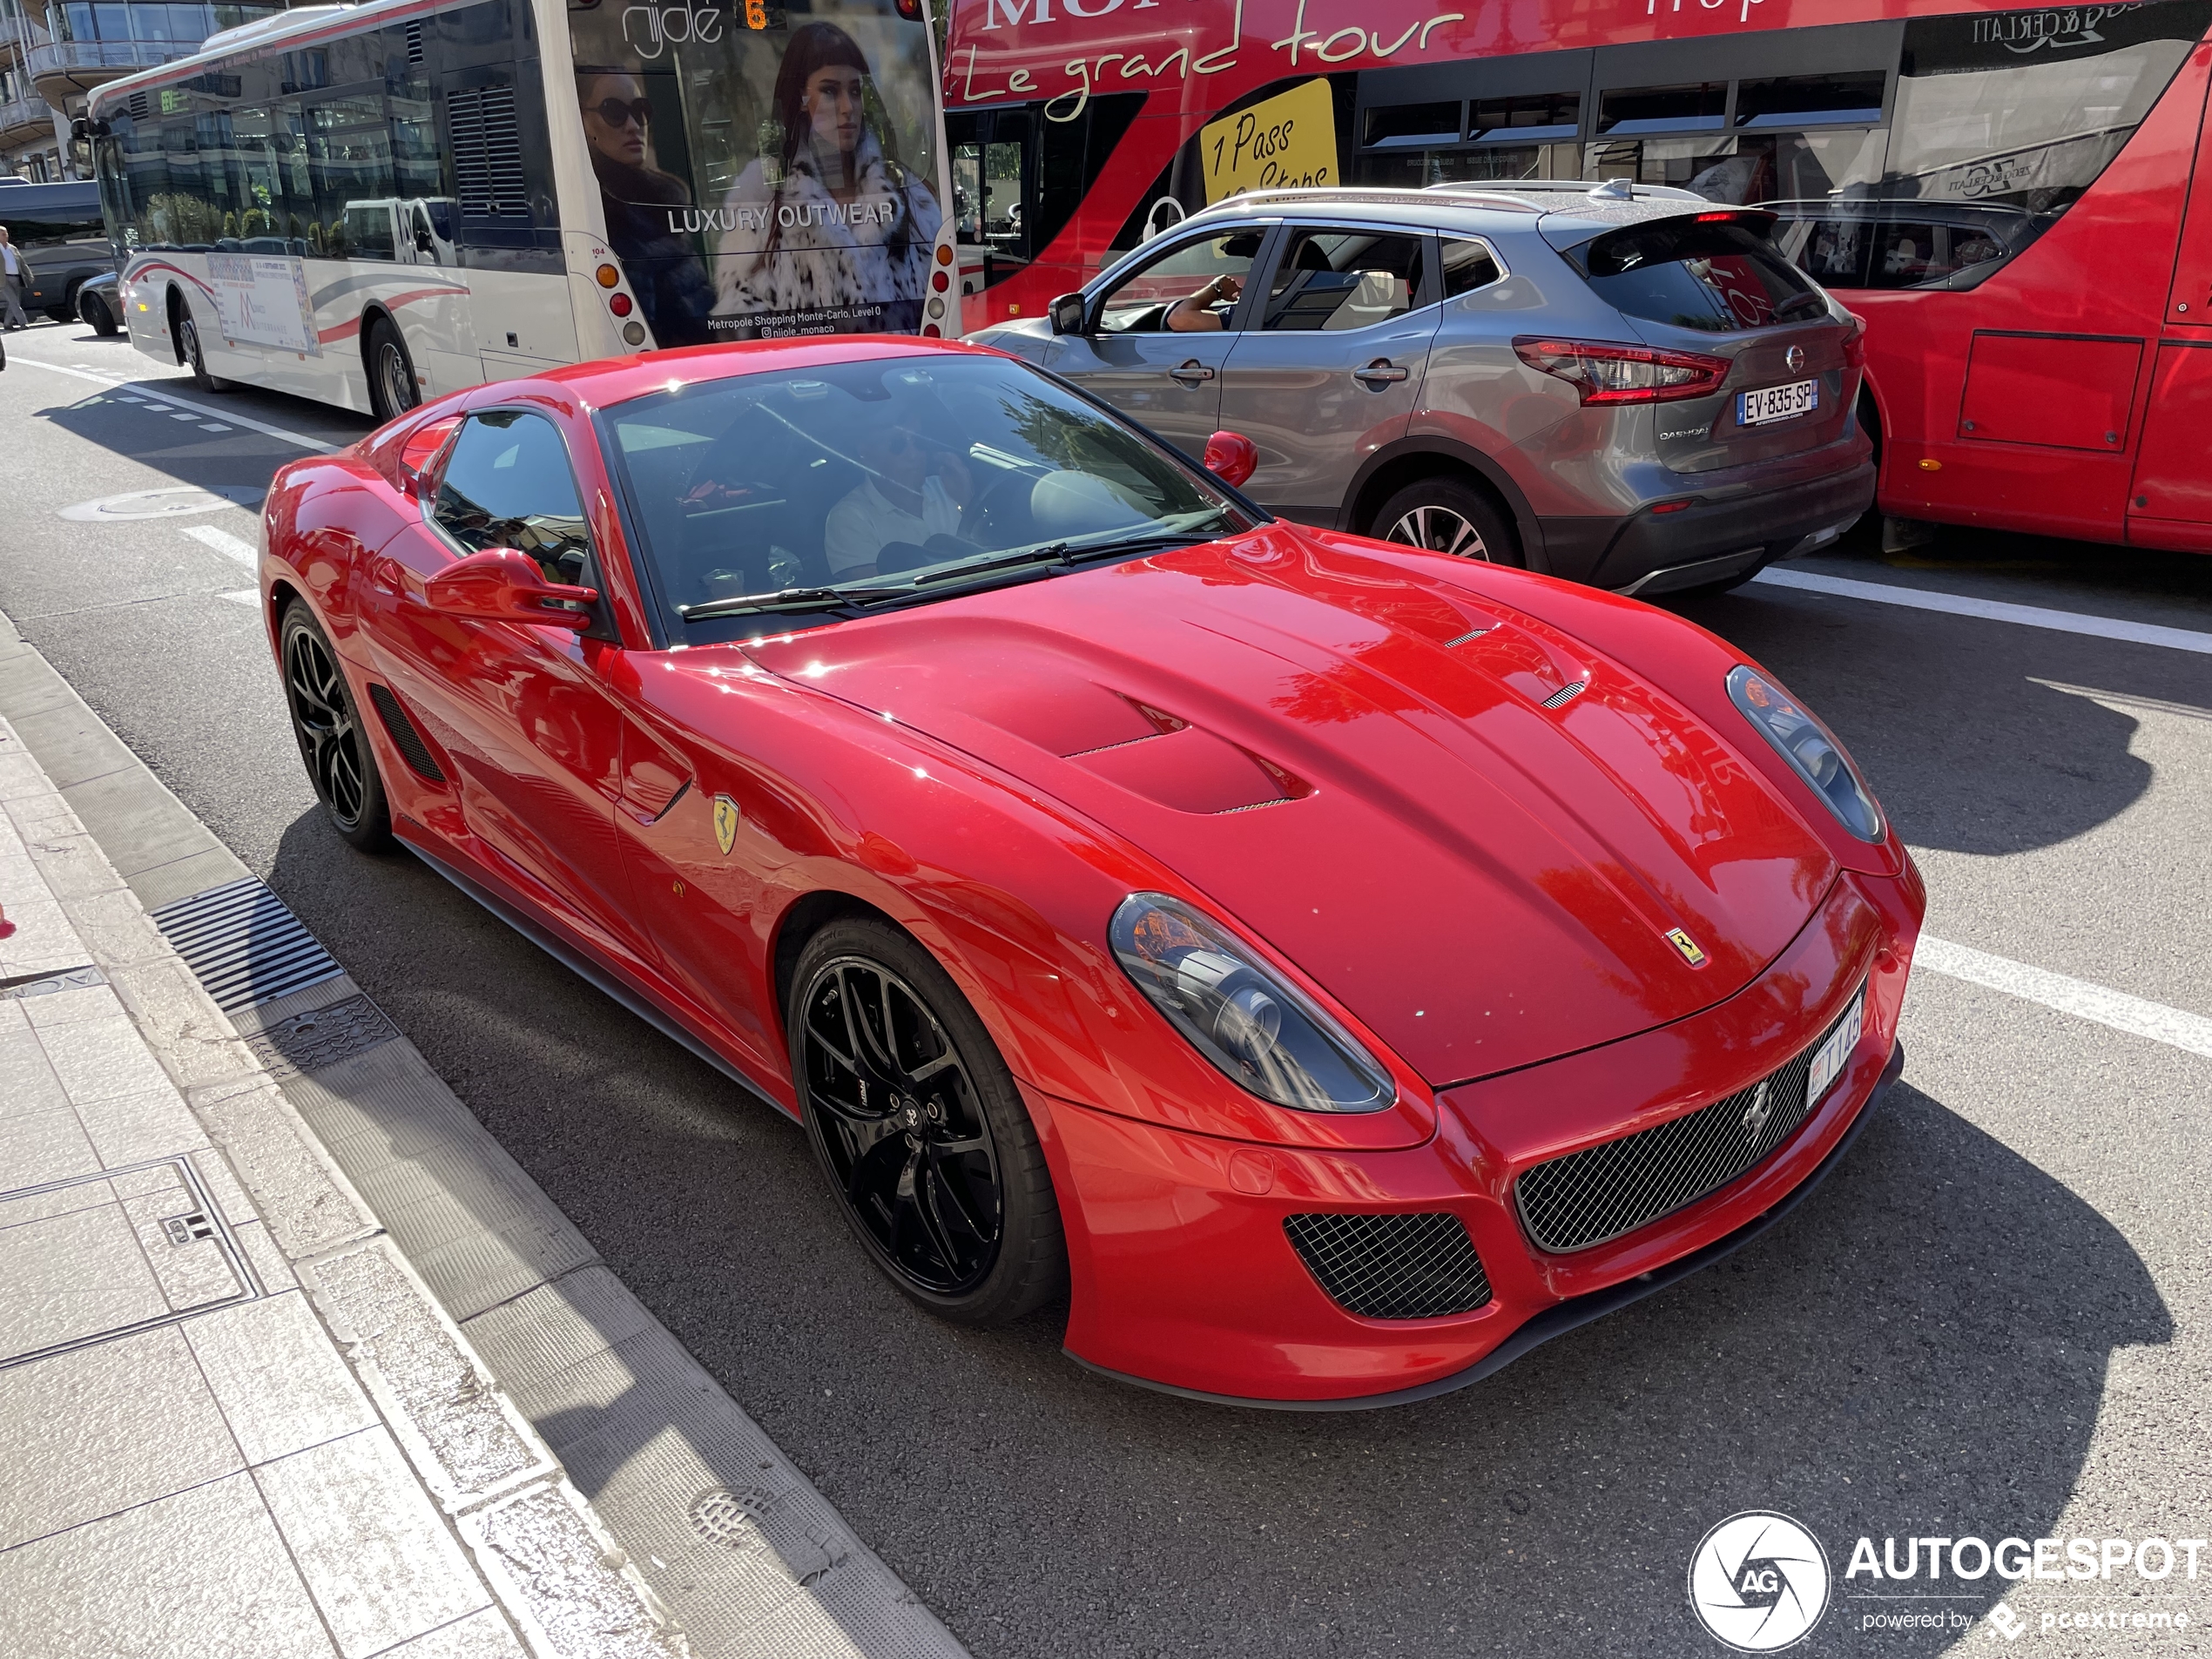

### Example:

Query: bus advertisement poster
xmin=569 ymin=0 xmax=946 ymax=347
xmin=206 ymin=253 xmax=320 ymax=356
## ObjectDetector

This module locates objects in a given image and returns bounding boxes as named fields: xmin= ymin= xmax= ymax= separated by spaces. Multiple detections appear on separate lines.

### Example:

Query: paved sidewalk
xmin=0 ymin=713 xmax=683 ymax=1659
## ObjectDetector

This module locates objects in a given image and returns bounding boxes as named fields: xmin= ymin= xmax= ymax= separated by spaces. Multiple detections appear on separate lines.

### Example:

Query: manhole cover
xmin=688 ymin=1486 xmax=777 ymax=1551
xmin=58 ymin=486 xmax=260 ymax=523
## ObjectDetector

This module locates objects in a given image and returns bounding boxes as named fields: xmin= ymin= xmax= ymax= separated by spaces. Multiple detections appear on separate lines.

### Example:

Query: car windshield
xmin=604 ymin=354 xmax=1254 ymax=638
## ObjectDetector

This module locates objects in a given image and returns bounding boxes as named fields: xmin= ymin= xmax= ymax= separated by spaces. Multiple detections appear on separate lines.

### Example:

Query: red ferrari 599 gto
xmin=262 ymin=338 xmax=1921 ymax=1407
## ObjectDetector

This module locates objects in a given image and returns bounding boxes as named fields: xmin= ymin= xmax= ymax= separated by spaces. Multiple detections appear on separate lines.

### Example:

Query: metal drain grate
xmin=150 ymin=878 xmax=342 ymax=1012
xmin=689 ymin=1487 xmax=777 ymax=1551
xmin=244 ymin=994 xmax=399 ymax=1080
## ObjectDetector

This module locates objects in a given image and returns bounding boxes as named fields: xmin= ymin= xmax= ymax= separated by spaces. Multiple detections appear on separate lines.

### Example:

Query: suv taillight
xmin=1514 ymin=337 xmax=1730 ymax=405
xmin=1841 ymin=312 xmax=1867 ymax=370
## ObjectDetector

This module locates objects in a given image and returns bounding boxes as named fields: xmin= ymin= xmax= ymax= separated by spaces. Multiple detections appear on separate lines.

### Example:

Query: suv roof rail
xmin=1423 ymin=179 xmax=1708 ymax=204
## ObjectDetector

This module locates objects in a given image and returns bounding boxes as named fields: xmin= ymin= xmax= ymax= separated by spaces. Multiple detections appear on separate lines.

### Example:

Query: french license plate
xmin=1805 ymin=987 xmax=1864 ymax=1108
xmin=1739 ymin=379 xmax=1819 ymax=427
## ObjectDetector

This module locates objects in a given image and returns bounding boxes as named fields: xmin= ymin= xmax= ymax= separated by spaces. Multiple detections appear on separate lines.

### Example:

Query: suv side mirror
xmin=1203 ymin=430 xmax=1258 ymax=489
xmin=423 ymin=549 xmax=597 ymax=630
xmin=1049 ymin=292 xmax=1087 ymax=335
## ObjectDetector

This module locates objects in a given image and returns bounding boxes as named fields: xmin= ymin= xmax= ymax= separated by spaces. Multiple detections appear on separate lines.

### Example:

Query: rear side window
xmin=1572 ymin=219 xmax=1825 ymax=333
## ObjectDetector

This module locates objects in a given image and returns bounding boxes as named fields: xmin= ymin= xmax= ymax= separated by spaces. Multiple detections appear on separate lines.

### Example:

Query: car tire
xmin=1372 ymin=476 xmax=1522 ymax=566
xmin=788 ymin=916 xmax=1067 ymax=1326
xmin=279 ymin=604 xmax=393 ymax=853
xmin=366 ymin=316 xmax=421 ymax=424
xmin=176 ymin=300 xmax=229 ymax=391
xmin=81 ymin=290 xmax=119 ymax=336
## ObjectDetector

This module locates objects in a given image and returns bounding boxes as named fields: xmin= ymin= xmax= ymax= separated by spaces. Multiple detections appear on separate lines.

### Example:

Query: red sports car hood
xmin=745 ymin=527 xmax=1837 ymax=1086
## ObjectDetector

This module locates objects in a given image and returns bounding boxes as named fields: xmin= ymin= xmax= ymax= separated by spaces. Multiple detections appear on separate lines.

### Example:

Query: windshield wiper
xmin=911 ymin=516 xmax=1233 ymax=589
xmin=678 ymin=585 xmax=878 ymax=622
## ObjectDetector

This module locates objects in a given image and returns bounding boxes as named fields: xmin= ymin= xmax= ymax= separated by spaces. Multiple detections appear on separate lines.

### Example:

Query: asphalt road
xmin=3 ymin=316 xmax=2206 ymax=1659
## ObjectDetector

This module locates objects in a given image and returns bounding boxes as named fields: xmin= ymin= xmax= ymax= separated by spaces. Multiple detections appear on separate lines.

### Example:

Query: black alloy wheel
xmin=1374 ymin=476 xmax=1521 ymax=566
xmin=280 ymin=606 xmax=391 ymax=851
xmin=176 ymin=302 xmax=227 ymax=391
xmin=790 ymin=919 xmax=1065 ymax=1325
xmin=368 ymin=316 xmax=420 ymax=424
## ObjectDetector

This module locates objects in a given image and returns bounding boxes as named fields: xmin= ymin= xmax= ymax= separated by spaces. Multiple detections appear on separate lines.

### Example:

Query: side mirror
xmin=415 ymin=227 xmax=435 ymax=253
xmin=1202 ymin=429 xmax=1258 ymax=489
xmin=1048 ymin=291 xmax=1087 ymax=335
xmin=423 ymin=549 xmax=597 ymax=630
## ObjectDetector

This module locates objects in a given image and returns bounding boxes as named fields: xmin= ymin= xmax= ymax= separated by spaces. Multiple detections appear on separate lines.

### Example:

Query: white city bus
xmin=85 ymin=0 xmax=957 ymax=421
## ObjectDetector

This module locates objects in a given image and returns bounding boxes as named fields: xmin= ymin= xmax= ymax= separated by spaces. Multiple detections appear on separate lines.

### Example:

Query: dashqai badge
xmin=1689 ymin=1511 xmax=1832 ymax=1651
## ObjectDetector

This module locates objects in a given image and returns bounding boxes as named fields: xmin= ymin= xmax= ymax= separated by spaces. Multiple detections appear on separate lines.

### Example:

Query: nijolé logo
xmin=1689 ymin=1511 xmax=1832 ymax=1651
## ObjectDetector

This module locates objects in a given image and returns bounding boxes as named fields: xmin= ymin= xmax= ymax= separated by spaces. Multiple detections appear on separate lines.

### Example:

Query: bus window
xmin=947 ymin=94 xmax=1142 ymax=291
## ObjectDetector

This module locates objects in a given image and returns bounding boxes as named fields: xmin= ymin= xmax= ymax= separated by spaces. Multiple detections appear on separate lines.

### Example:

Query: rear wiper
xmin=1775 ymin=292 xmax=1829 ymax=322
xmin=678 ymin=585 xmax=878 ymax=622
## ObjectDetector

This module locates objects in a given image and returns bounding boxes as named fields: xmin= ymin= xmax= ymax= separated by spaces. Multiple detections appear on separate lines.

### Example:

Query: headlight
xmin=1109 ymin=894 xmax=1392 ymax=1113
xmin=1727 ymin=664 xmax=1883 ymax=841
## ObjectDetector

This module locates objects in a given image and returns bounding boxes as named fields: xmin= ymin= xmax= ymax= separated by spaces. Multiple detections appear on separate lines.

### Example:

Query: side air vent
xmin=1284 ymin=1212 xmax=1493 ymax=1320
xmin=1541 ymin=678 xmax=1588 ymax=709
xmin=449 ymin=84 xmax=528 ymax=219
xmin=368 ymin=683 xmax=445 ymax=782
xmin=129 ymin=91 xmax=150 ymax=120
xmin=405 ymin=20 xmax=424 ymax=64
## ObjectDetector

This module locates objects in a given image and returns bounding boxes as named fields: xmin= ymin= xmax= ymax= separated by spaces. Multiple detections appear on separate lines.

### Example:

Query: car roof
xmin=1170 ymin=182 xmax=1725 ymax=244
xmin=482 ymin=335 xmax=1014 ymax=415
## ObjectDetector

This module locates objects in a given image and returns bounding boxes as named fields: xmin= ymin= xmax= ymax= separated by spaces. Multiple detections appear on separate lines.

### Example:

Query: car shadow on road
xmin=256 ymin=784 xmax=2173 ymax=1659
xmin=1668 ymin=582 xmax=2208 ymax=860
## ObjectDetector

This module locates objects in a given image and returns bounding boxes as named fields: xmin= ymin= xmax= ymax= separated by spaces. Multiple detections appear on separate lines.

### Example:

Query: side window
xmin=1441 ymin=238 xmax=1502 ymax=297
xmin=1096 ymin=229 xmax=1267 ymax=334
xmin=432 ymin=411 xmax=593 ymax=584
xmin=1258 ymin=228 xmax=1425 ymax=331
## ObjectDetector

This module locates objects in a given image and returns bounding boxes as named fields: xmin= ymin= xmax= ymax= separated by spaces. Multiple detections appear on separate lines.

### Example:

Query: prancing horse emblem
xmin=1741 ymin=1080 xmax=1773 ymax=1136
xmin=712 ymin=794 xmax=740 ymax=856
xmin=1664 ymin=927 xmax=1708 ymax=968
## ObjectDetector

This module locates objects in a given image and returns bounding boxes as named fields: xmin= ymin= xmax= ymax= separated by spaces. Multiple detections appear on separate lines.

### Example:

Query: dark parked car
xmin=1 ymin=181 xmax=117 ymax=322
xmin=77 ymin=270 xmax=122 ymax=335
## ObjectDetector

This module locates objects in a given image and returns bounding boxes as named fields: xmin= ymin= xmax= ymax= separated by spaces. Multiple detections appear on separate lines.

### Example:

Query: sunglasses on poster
xmin=593 ymin=98 xmax=651 ymax=129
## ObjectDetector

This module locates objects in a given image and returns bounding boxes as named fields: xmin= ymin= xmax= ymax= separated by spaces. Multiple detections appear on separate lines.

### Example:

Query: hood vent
xmin=1541 ymin=679 xmax=1588 ymax=710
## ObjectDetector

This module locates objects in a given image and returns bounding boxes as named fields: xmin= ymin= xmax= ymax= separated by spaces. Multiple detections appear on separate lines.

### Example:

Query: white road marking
xmin=1919 ymin=935 xmax=2212 ymax=1060
xmin=169 ymin=412 xmax=200 ymax=421
xmin=1751 ymin=568 xmax=2212 ymax=656
xmin=200 ymin=423 xmax=232 ymax=432
xmin=4 ymin=354 xmax=338 ymax=453
xmin=179 ymin=523 xmax=260 ymax=570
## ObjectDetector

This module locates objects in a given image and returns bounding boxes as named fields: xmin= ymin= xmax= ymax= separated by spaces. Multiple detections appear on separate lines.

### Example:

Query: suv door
xmin=1215 ymin=225 xmax=1439 ymax=523
xmin=1047 ymin=225 xmax=1274 ymax=462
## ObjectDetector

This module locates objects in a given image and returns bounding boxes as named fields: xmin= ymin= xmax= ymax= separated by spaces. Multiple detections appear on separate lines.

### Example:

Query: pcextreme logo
xmin=1689 ymin=1512 xmax=1833 ymax=1652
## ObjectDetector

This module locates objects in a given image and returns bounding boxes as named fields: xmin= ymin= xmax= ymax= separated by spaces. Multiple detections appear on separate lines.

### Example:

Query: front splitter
xmin=1068 ymin=1040 xmax=1905 ymax=1413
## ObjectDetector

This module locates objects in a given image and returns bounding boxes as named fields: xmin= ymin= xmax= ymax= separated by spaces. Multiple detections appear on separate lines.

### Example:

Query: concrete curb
xmin=1 ymin=709 xmax=686 ymax=1659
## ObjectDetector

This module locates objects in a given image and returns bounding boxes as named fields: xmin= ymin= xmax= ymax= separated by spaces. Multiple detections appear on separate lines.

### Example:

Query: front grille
xmin=1515 ymin=987 xmax=1864 ymax=1254
xmin=1285 ymin=1212 xmax=1493 ymax=1319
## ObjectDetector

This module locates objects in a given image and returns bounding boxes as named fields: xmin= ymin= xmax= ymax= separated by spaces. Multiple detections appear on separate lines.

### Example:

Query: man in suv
xmin=969 ymin=181 xmax=1873 ymax=598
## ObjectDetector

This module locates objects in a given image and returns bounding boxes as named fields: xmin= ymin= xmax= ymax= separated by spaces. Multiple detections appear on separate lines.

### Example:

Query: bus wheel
xmin=177 ymin=305 xmax=229 ymax=392
xmin=367 ymin=318 xmax=420 ymax=423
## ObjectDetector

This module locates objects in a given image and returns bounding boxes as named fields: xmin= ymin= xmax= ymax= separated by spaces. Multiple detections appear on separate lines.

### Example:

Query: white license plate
xmin=1739 ymin=379 xmax=1819 ymax=427
xmin=1804 ymin=987 xmax=1864 ymax=1108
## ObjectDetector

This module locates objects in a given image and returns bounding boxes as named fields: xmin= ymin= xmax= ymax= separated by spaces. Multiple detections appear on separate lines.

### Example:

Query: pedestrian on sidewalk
xmin=0 ymin=226 xmax=34 ymax=329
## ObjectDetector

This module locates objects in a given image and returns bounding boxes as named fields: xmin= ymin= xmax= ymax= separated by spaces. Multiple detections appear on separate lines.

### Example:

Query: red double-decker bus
xmin=943 ymin=0 xmax=2212 ymax=552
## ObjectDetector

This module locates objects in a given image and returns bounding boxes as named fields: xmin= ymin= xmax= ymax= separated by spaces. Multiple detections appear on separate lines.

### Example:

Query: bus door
xmin=1048 ymin=226 xmax=1275 ymax=464
xmin=2129 ymin=75 xmax=2212 ymax=549
xmin=1216 ymin=226 xmax=1439 ymax=524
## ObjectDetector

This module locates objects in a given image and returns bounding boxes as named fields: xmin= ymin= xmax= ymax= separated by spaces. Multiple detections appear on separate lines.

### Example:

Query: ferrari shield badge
xmin=1664 ymin=927 xmax=1708 ymax=968
xmin=712 ymin=794 xmax=740 ymax=856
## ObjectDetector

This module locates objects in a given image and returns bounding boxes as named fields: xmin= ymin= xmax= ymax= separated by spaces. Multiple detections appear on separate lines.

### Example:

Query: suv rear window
xmin=1571 ymin=218 xmax=1826 ymax=333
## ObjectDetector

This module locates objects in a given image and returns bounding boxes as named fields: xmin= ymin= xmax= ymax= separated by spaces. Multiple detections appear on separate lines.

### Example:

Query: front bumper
xmin=1035 ymin=868 xmax=1919 ymax=1406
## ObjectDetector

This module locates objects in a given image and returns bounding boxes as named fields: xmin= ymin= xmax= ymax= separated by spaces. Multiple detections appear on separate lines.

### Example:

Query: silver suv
xmin=971 ymin=181 xmax=1873 ymax=597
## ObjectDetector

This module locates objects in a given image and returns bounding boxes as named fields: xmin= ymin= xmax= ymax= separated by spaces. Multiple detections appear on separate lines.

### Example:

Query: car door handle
xmin=1353 ymin=361 xmax=1410 ymax=387
xmin=1170 ymin=361 xmax=1216 ymax=385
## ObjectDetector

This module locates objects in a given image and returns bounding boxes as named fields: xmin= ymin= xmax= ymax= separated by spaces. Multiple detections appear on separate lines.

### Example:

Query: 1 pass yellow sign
xmin=1198 ymin=78 xmax=1339 ymax=205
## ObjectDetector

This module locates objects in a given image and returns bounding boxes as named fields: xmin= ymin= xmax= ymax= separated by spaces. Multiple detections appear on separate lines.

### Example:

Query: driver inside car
xmin=823 ymin=408 xmax=974 ymax=578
